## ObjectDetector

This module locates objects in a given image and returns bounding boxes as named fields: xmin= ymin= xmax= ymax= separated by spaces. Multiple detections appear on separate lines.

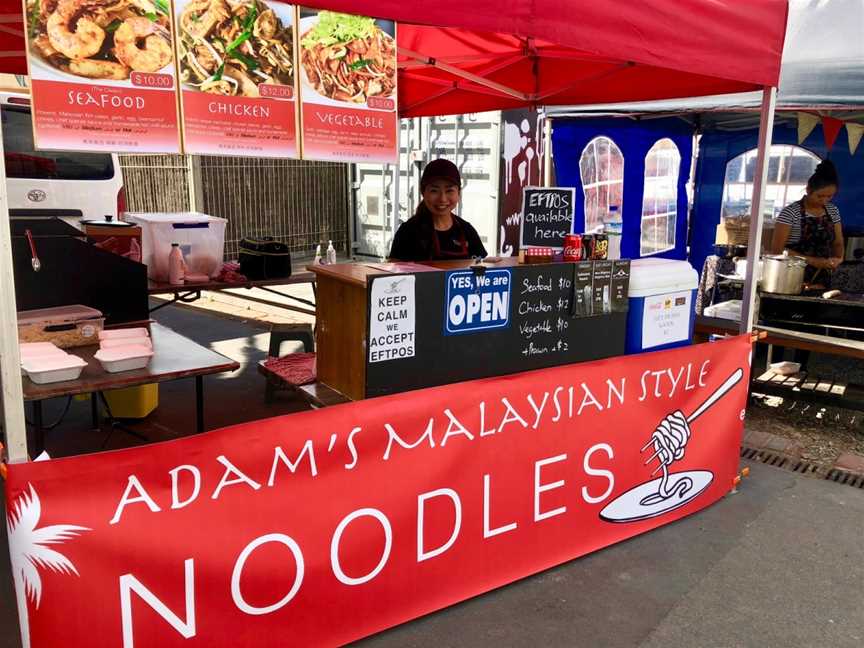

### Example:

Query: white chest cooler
xmin=626 ymin=258 xmax=699 ymax=353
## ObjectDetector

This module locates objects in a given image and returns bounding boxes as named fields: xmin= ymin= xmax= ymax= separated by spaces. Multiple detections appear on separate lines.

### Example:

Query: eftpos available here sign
xmin=369 ymin=275 xmax=416 ymax=362
xmin=445 ymin=269 xmax=512 ymax=335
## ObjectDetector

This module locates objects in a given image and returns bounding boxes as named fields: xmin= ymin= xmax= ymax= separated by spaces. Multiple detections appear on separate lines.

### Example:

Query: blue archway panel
xmin=550 ymin=118 xmax=693 ymax=260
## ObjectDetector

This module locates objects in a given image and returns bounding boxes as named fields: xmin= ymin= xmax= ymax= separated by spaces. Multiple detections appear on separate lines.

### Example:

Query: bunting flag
xmin=821 ymin=116 xmax=844 ymax=151
xmin=797 ymin=112 xmax=819 ymax=144
xmin=847 ymin=123 xmax=864 ymax=155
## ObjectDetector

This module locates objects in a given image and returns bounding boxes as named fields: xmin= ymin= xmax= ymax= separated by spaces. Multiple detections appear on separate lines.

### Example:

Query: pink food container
xmin=94 ymin=344 xmax=154 ymax=373
xmin=98 ymin=327 xmax=150 ymax=342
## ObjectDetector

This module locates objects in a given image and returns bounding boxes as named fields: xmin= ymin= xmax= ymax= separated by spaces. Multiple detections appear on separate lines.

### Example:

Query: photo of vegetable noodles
xmin=26 ymin=0 xmax=173 ymax=80
xmin=300 ymin=11 xmax=396 ymax=105
xmin=178 ymin=0 xmax=294 ymax=97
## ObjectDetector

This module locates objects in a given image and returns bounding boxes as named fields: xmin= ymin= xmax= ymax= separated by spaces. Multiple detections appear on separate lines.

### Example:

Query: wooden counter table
xmin=309 ymin=258 xmax=631 ymax=401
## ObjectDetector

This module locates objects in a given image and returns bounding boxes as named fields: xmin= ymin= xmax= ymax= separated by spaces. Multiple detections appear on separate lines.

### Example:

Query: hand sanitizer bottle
xmin=313 ymin=243 xmax=322 ymax=265
xmin=326 ymin=240 xmax=336 ymax=264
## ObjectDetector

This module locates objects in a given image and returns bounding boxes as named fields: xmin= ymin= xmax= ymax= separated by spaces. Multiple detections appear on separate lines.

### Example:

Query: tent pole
xmin=543 ymin=116 xmax=552 ymax=187
xmin=0 ymin=127 xmax=28 ymax=463
xmin=739 ymin=86 xmax=777 ymax=334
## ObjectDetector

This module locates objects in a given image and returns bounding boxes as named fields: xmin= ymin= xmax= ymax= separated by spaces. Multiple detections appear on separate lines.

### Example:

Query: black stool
xmin=265 ymin=323 xmax=315 ymax=402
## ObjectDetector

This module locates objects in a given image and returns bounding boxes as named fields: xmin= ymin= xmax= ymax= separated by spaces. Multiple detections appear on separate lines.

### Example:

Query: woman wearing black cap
xmin=389 ymin=158 xmax=488 ymax=261
xmin=771 ymin=160 xmax=845 ymax=279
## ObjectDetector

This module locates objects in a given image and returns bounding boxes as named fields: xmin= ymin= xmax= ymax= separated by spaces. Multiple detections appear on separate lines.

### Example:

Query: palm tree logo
xmin=7 ymin=483 xmax=90 ymax=648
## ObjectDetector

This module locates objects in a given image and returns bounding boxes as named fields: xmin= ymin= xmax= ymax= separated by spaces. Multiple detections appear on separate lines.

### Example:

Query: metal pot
xmin=761 ymin=254 xmax=807 ymax=294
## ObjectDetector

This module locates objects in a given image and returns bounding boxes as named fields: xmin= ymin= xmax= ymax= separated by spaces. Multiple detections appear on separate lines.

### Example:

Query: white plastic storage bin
xmin=126 ymin=212 xmax=227 ymax=282
xmin=626 ymin=258 xmax=699 ymax=353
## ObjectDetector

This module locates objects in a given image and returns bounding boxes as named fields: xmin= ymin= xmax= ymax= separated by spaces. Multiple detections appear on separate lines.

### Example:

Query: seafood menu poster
xmin=23 ymin=0 xmax=181 ymax=153
xmin=176 ymin=0 xmax=298 ymax=157
xmin=298 ymin=9 xmax=397 ymax=164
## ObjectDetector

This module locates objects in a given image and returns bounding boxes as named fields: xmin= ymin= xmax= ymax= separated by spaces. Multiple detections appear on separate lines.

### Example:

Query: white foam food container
xmin=94 ymin=344 xmax=154 ymax=373
xmin=98 ymin=327 xmax=150 ymax=341
xmin=769 ymin=361 xmax=801 ymax=376
xmin=627 ymin=258 xmax=699 ymax=297
xmin=22 ymin=355 xmax=87 ymax=384
xmin=100 ymin=336 xmax=153 ymax=350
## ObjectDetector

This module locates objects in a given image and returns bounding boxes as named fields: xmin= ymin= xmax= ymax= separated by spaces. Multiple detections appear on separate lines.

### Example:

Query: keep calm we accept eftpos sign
xmin=5 ymin=336 xmax=751 ymax=647
xmin=520 ymin=187 xmax=576 ymax=249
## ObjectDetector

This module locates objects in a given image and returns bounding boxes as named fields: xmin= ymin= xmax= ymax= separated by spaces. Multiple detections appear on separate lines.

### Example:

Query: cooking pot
xmin=761 ymin=254 xmax=807 ymax=294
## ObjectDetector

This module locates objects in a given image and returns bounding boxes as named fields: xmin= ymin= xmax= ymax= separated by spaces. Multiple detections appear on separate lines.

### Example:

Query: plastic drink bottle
xmin=169 ymin=243 xmax=186 ymax=285
xmin=326 ymin=240 xmax=336 ymax=264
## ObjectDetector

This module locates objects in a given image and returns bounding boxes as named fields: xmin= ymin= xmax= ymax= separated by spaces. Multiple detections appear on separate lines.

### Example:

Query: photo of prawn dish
xmin=299 ymin=11 xmax=396 ymax=107
xmin=26 ymin=0 xmax=174 ymax=81
xmin=177 ymin=0 xmax=294 ymax=98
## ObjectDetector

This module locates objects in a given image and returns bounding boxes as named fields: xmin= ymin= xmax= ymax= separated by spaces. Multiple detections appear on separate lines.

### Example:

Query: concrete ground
xmin=2 ymin=303 xmax=863 ymax=647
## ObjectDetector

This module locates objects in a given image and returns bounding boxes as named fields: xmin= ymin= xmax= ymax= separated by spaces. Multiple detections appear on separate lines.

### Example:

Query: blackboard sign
xmin=520 ymin=187 xmax=576 ymax=249
xmin=365 ymin=261 xmax=630 ymax=397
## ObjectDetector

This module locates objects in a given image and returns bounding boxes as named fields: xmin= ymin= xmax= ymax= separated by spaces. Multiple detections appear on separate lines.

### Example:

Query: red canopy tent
xmin=1 ymin=0 xmax=787 ymax=112
xmin=0 ymin=0 xmax=788 ymax=461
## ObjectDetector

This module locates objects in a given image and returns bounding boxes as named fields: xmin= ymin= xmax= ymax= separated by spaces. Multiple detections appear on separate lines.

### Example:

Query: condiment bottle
xmin=326 ymin=240 xmax=336 ymax=264
xmin=313 ymin=243 xmax=322 ymax=265
xmin=169 ymin=243 xmax=186 ymax=285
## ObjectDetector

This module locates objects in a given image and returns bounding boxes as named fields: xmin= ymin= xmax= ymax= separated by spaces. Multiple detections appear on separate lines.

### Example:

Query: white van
xmin=1 ymin=92 xmax=125 ymax=227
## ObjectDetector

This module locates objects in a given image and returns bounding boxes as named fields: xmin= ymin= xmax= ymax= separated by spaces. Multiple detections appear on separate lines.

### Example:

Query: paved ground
xmin=2 ymin=304 xmax=863 ymax=647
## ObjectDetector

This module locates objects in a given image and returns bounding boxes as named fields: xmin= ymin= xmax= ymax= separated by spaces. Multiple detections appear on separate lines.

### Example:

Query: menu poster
xmin=297 ymin=8 xmax=397 ymax=164
xmin=23 ymin=0 xmax=181 ymax=152
xmin=520 ymin=187 xmax=576 ymax=250
xmin=175 ymin=0 xmax=298 ymax=157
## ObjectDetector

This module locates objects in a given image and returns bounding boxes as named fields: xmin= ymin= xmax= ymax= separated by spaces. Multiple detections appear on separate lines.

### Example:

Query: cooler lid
xmin=125 ymin=212 xmax=227 ymax=224
xmin=18 ymin=305 xmax=103 ymax=325
xmin=627 ymin=258 xmax=699 ymax=297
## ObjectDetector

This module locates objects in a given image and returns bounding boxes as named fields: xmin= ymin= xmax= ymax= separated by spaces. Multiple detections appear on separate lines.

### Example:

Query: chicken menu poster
xmin=22 ymin=0 xmax=182 ymax=153
xmin=175 ymin=0 xmax=299 ymax=157
xmin=297 ymin=8 xmax=398 ymax=164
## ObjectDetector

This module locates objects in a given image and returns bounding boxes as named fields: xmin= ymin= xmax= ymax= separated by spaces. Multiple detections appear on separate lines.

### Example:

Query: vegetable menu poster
xmin=297 ymin=8 xmax=398 ymax=164
xmin=22 ymin=3 xmax=398 ymax=162
xmin=176 ymin=0 xmax=299 ymax=157
xmin=23 ymin=0 xmax=182 ymax=153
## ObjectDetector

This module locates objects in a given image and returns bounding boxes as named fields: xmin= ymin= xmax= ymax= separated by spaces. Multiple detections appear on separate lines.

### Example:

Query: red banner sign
xmin=5 ymin=337 xmax=751 ymax=647
xmin=24 ymin=0 xmax=181 ymax=153
xmin=175 ymin=0 xmax=299 ymax=157
xmin=297 ymin=9 xmax=398 ymax=163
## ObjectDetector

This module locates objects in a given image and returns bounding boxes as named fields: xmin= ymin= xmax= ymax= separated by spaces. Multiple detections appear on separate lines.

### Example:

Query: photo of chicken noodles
xmin=177 ymin=0 xmax=294 ymax=98
xmin=300 ymin=12 xmax=396 ymax=106
xmin=26 ymin=0 xmax=174 ymax=81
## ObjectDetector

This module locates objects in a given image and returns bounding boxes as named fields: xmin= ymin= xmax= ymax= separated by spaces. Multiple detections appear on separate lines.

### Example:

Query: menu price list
xmin=514 ymin=261 xmax=630 ymax=359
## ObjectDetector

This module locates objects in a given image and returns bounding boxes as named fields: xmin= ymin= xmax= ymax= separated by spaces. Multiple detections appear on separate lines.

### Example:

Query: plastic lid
xmin=18 ymin=305 xmax=103 ymax=325
xmin=21 ymin=355 xmax=87 ymax=372
xmin=126 ymin=212 xmax=227 ymax=224
xmin=98 ymin=327 xmax=149 ymax=341
xmin=628 ymin=258 xmax=699 ymax=297
xmin=94 ymin=345 xmax=154 ymax=362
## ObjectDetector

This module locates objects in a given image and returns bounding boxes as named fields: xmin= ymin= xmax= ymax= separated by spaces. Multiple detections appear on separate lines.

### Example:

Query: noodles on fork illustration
xmin=600 ymin=368 xmax=744 ymax=523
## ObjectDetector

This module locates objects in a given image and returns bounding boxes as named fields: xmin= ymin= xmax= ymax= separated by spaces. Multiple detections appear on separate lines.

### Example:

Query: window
xmin=1 ymin=106 xmax=114 ymax=180
xmin=641 ymin=138 xmax=681 ymax=256
xmin=721 ymin=145 xmax=820 ymax=221
xmin=579 ymin=136 xmax=623 ymax=233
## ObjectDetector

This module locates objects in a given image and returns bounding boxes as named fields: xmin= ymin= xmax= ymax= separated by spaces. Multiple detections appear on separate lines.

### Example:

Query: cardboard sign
xmin=5 ymin=337 xmax=751 ymax=647
xmin=24 ymin=0 xmax=181 ymax=152
xmin=175 ymin=0 xmax=299 ymax=157
xmin=369 ymin=274 xmax=416 ymax=362
xmin=520 ymin=187 xmax=576 ymax=249
xmin=642 ymin=290 xmax=693 ymax=349
xmin=297 ymin=9 xmax=397 ymax=163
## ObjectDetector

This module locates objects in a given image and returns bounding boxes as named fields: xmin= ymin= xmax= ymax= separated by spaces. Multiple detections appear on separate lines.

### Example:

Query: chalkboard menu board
xmin=520 ymin=187 xmax=576 ymax=249
xmin=365 ymin=261 xmax=630 ymax=397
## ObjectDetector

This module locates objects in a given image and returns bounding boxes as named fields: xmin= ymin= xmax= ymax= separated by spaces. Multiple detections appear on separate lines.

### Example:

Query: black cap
xmin=420 ymin=158 xmax=461 ymax=189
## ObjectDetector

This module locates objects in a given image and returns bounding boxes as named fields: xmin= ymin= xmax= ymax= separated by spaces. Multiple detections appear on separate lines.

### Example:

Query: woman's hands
xmin=805 ymin=255 xmax=842 ymax=270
